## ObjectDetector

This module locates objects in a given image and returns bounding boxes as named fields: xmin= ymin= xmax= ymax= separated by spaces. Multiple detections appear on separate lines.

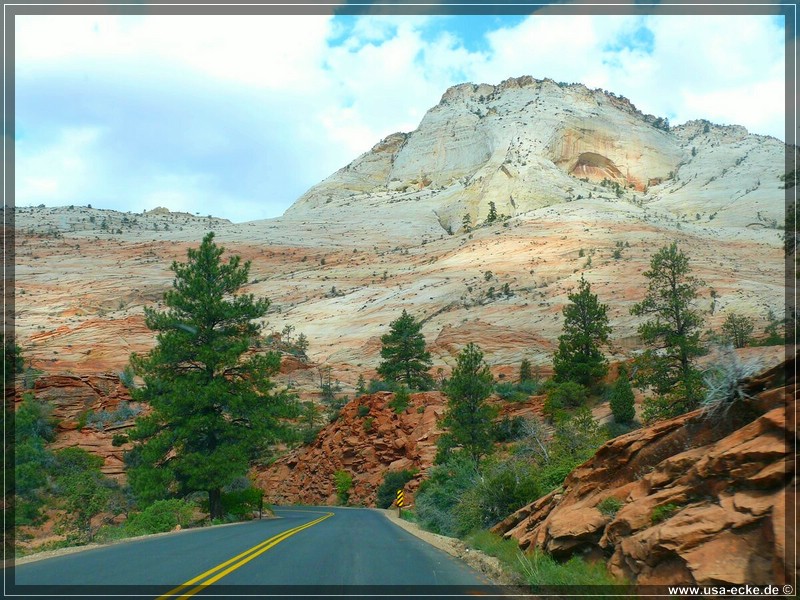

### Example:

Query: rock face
xmin=254 ymin=391 xmax=449 ymax=506
xmin=13 ymin=77 xmax=787 ymax=391
xmin=285 ymin=76 xmax=784 ymax=236
xmin=492 ymin=357 xmax=796 ymax=587
xmin=15 ymin=373 xmax=141 ymax=479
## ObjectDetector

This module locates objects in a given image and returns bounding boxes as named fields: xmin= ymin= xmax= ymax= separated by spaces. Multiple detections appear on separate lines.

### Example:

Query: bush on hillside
xmin=376 ymin=470 xmax=416 ymax=509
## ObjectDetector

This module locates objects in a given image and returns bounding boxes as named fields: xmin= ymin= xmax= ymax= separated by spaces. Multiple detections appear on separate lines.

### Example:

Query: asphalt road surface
xmin=9 ymin=507 xmax=500 ymax=598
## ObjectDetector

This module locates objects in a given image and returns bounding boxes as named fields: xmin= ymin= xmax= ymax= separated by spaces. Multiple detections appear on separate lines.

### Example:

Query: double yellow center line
xmin=157 ymin=511 xmax=333 ymax=599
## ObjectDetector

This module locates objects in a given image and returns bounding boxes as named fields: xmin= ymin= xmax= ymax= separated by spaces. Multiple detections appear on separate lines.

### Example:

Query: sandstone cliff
xmin=492 ymin=356 xmax=796 ymax=588
xmin=284 ymin=76 xmax=785 ymax=237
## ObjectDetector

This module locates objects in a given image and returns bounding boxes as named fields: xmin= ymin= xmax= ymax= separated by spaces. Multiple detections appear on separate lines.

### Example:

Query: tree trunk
xmin=209 ymin=488 xmax=223 ymax=520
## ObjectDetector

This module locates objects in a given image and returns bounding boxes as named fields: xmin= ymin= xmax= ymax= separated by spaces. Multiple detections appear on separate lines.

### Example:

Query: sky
xmin=13 ymin=8 xmax=789 ymax=223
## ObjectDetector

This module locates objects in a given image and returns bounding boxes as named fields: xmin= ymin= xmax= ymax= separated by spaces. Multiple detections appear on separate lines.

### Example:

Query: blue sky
xmin=14 ymin=11 xmax=788 ymax=223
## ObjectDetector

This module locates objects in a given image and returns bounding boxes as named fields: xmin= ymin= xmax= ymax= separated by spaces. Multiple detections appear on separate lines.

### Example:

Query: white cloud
xmin=13 ymin=12 xmax=787 ymax=222
xmin=16 ymin=126 xmax=105 ymax=204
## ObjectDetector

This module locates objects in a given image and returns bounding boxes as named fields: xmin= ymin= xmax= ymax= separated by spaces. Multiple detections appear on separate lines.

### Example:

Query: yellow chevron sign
xmin=396 ymin=489 xmax=404 ymax=507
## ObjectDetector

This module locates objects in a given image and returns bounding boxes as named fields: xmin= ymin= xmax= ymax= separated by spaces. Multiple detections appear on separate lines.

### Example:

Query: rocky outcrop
xmin=254 ymin=391 xmax=448 ymax=506
xmin=492 ymin=357 xmax=796 ymax=587
xmin=15 ymin=373 xmax=140 ymax=479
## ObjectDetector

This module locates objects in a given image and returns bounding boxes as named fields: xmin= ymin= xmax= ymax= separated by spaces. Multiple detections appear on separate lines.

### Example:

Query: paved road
xmin=10 ymin=507 xmax=497 ymax=598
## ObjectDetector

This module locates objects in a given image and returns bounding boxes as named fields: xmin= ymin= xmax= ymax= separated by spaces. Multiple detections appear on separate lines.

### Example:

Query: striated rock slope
xmin=492 ymin=357 xmax=796 ymax=587
xmin=12 ymin=76 xmax=788 ymax=395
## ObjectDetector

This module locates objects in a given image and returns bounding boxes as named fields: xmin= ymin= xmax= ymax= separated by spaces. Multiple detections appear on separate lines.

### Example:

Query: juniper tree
xmin=125 ymin=233 xmax=298 ymax=519
xmin=377 ymin=310 xmax=433 ymax=390
xmin=552 ymin=275 xmax=611 ymax=389
xmin=631 ymin=242 xmax=706 ymax=422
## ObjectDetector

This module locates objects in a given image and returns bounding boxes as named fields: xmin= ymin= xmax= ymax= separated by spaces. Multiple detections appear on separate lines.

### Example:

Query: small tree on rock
xmin=631 ymin=242 xmax=706 ymax=422
xmin=377 ymin=310 xmax=433 ymax=390
xmin=486 ymin=202 xmax=498 ymax=224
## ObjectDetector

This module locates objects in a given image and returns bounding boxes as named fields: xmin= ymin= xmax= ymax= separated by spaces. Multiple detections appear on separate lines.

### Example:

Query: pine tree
xmin=437 ymin=343 xmax=498 ymax=466
xmin=609 ymin=365 xmax=636 ymax=424
xmin=519 ymin=358 xmax=533 ymax=383
xmin=721 ymin=312 xmax=754 ymax=349
xmin=631 ymin=242 xmax=706 ymax=422
xmin=355 ymin=374 xmax=367 ymax=397
xmin=552 ymin=275 xmax=611 ymax=389
xmin=125 ymin=233 xmax=298 ymax=519
xmin=486 ymin=201 xmax=498 ymax=224
xmin=377 ymin=310 xmax=433 ymax=390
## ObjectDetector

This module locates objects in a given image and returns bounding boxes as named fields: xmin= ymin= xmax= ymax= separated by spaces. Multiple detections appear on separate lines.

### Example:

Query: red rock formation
xmin=254 ymin=391 xmax=450 ymax=506
xmin=15 ymin=373 xmax=141 ymax=479
xmin=492 ymin=357 xmax=796 ymax=588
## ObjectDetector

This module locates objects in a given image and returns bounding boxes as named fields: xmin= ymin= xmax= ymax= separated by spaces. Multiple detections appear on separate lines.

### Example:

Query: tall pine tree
xmin=125 ymin=233 xmax=298 ymax=519
xmin=437 ymin=343 xmax=497 ymax=466
xmin=631 ymin=242 xmax=706 ymax=422
xmin=552 ymin=275 xmax=611 ymax=389
xmin=377 ymin=309 xmax=433 ymax=390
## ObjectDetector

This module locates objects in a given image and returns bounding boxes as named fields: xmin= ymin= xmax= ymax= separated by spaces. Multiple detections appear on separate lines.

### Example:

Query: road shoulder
xmin=375 ymin=508 xmax=518 ymax=586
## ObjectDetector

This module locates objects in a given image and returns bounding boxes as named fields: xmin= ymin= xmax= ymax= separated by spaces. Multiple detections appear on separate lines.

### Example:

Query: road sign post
xmin=396 ymin=489 xmax=404 ymax=518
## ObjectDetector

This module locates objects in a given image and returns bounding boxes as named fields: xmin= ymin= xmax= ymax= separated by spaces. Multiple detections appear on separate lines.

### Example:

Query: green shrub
xmin=333 ymin=470 xmax=353 ymax=505
xmin=605 ymin=421 xmax=638 ymax=439
xmin=467 ymin=531 xmax=626 ymax=589
xmin=366 ymin=379 xmax=392 ymax=394
xmin=416 ymin=455 xmax=479 ymax=536
xmin=650 ymin=502 xmax=681 ymax=524
xmin=52 ymin=448 xmax=115 ymax=534
xmin=609 ymin=367 xmax=636 ymax=424
xmin=544 ymin=382 xmax=588 ymax=418
xmin=123 ymin=499 xmax=195 ymax=536
xmin=494 ymin=382 xmax=519 ymax=400
xmin=598 ymin=497 xmax=623 ymax=517
xmin=357 ymin=404 xmax=370 ymax=418
xmin=518 ymin=548 xmax=624 ymax=587
xmin=221 ymin=487 xmax=263 ymax=519
xmin=416 ymin=456 xmax=539 ymax=537
xmin=388 ymin=386 xmax=410 ymax=414
xmin=376 ymin=470 xmax=416 ymax=509
xmin=492 ymin=415 xmax=526 ymax=442
xmin=363 ymin=416 xmax=374 ymax=432
xmin=516 ymin=379 xmax=542 ymax=396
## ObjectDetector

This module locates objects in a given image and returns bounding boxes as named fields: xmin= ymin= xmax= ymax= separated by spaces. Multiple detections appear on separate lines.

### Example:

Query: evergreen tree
xmin=609 ymin=365 xmax=636 ymax=424
xmin=519 ymin=358 xmax=533 ymax=383
xmin=721 ymin=312 xmax=754 ymax=349
xmin=125 ymin=233 xmax=298 ymax=519
xmin=631 ymin=242 xmax=706 ymax=422
xmin=462 ymin=213 xmax=472 ymax=232
xmin=486 ymin=201 xmax=498 ymax=224
xmin=377 ymin=310 xmax=433 ymax=390
xmin=355 ymin=374 xmax=367 ymax=397
xmin=552 ymin=275 xmax=611 ymax=389
xmin=437 ymin=343 xmax=498 ymax=466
